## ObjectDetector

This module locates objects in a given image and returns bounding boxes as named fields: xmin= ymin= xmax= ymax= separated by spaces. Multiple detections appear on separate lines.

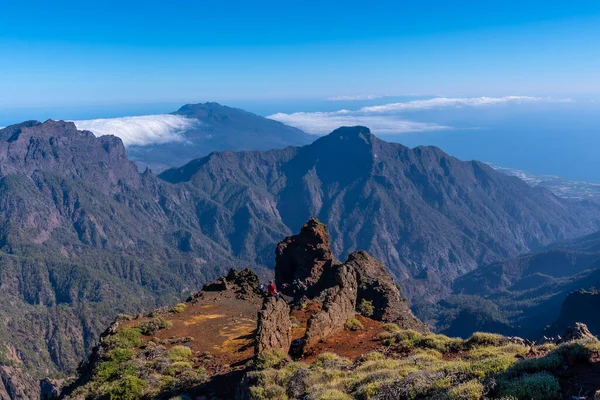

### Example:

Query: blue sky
xmin=2 ymin=1 xmax=600 ymax=108
xmin=2 ymin=1 xmax=600 ymax=183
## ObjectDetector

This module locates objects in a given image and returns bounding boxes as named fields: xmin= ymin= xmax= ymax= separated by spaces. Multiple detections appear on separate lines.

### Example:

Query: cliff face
xmin=549 ymin=289 xmax=600 ymax=336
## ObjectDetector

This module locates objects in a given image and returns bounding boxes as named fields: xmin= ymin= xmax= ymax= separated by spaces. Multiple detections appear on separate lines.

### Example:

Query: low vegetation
xmin=246 ymin=327 xmax=600 ymax=400
xmin=67 ymin=324 xmax=205 ymax=399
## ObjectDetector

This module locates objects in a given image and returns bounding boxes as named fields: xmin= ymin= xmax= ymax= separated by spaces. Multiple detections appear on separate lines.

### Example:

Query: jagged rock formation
xmin=304 ymin=264 xmax=358 ymax=345
xmin=273 ymin=218 xmax=428 ymax=348
xmin=256 ymin=297 xmax=293 ymax=354
xmin=275 ymin=217 xmax=336 ymax=297
xmin=346 ymin=251 xmax=427 ymax=331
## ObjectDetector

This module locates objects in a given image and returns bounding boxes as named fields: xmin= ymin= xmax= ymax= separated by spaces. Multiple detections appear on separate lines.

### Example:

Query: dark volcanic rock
xmin=304 ymin=264 xmax=358 ymax=345
xmin=255 ymin=297 xmax=293 ymax=355
xmin=203 ymin=278 xmax=230 ymax=291
xmin=346 ymin=250 xmax=428 ymax=332
xmin=275 ymin=217 xmax=337 ymax=297
xmin=557 ymin=322 xmax=597 ymax=344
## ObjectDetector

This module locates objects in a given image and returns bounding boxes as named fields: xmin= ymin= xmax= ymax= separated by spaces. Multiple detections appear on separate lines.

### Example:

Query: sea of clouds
xmin=269 ymin=96 xmax=557 ymax=135
xmin=72 ymin=114 xmax=199 ymax=146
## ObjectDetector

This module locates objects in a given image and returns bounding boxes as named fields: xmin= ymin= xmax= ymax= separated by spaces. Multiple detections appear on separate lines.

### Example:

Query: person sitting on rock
xmin=267 ymin=280 xmax=279 ymax=298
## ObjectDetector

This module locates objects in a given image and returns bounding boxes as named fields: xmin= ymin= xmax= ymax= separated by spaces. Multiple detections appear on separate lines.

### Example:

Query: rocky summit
xmin=60 ymin=220 xmax=600 ymax=400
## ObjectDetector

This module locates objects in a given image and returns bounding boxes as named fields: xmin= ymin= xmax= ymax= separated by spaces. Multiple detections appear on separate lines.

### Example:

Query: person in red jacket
xmin=267 ymin=280 xmax=277 ymax=297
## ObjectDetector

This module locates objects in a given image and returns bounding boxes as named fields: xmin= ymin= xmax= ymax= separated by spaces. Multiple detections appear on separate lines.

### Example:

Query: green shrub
xmin=107 ymin=375 xmax=147 ymax=400
xmin=497 ymin=372 xmax=560 ymax=400
xmin=167 ymin=361 xmax=193 ymax=376
xmin=447 ymin=379 xmax=484 ymax=400
xmin=314 ymin=352 xmax=351 ymax=370
xmin=137 ymin=317 xmax=173 ymax=336
xmin=466 ymin=355 xmax=516 ymax=378
xmin=507 ymin=354 xmax=562 ymax=376
xmin=552 ymin=342 xmax=592 ymax=365
xmin=345 ymin=317 xmax=364 ymax=331
xmin=169 ymin=396 xmax=192 ymax=400
xmin=250 ymin=383 xmax=288 ymax=400
xmin=171 ymin=303 xmax=186 ymax=313
xmin=314 ymin=389 xmax=353 ymax=400
xmin=465 ymin=332 xmax=506 ymax=348
xmin=168 ymin=345 xmax=193 ymax=361
xmin=108 ymin=348 xmax=134 ymax=363
xmin=104 ymin=327 xmax=142 ymax=349
xmin=382 ymin=323 xmax=401 ymax=333
xmin=255 ymin=349 xmax=289 ymax=370
xmin=358 ymin=299 xmax=375 ymax=317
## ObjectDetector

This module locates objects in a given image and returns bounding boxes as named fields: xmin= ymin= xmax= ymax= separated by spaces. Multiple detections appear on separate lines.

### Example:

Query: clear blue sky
xmin=1 ymin=1 xmax=600 ymax=108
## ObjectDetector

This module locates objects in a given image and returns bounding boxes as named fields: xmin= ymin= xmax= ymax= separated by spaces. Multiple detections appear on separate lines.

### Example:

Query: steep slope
xmin=548 ymin=289 xmax=600 ymax=336
xmin=160 ymin=126 xmax=600 ymax=302
xmin=444 ymin=230 xmax=600 ymax=337
xmin=126 ymin=102 xmax=313 ymax=172
xmin=0 ymin=120 xmax=242 ymax=395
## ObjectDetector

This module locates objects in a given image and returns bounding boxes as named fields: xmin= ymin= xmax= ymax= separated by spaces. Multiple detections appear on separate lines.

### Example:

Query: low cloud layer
xmin=269 ymin=112 xmax=448 ymax=135
xmin=72 ymin=114 xmax=199 ymax=146
xmin=269 ymin=96 xmax=563 ymax=135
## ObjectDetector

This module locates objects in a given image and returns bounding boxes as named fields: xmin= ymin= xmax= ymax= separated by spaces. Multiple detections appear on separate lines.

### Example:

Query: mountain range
xmin=1 ymin=110 xmax=600 ymax=397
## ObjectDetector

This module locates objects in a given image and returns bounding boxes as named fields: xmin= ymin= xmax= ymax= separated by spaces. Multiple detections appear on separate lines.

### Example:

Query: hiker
xmin=258 ymin=283 xmax=266 ymax=295
xmin=267 ymin=280 xmax=279 ymax=299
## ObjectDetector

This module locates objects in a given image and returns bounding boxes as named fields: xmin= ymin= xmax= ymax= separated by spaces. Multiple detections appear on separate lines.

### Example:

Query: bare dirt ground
xmin=125 ymin=286 xmax=263 ymax=398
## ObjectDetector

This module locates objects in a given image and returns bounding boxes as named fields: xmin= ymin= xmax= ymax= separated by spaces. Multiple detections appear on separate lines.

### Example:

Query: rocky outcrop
xmin=255 ymin=297 xmax=293 ymax=355
xmin=275 ymin=218 xmax=337 ymax=297
xmin=201 ymin=268 xmax=261 ymax=293
xmin=304 ymin=264 xmax=358 ymax=345
xmin=346 ymin=251 xmax=428 ymax=332
xmin=558 ymin=323 xmax=597 ymax=344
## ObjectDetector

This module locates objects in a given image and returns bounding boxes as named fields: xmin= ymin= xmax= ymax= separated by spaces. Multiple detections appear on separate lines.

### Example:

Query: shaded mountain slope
xmin=0 ymin=120 xmax=244 ymax=393
xmin=442 ymin=230 xmax=600 ymax=338
xmin=127 ymin=102 xmax=313 ymax=172
xmin=160 ymin=126 xmax=600 ymax=302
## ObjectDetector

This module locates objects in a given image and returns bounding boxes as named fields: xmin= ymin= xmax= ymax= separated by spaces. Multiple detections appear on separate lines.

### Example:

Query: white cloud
xmin=72 ymin=114 xmax=199 ymax=146
xmin=327 ymin=95 xmax=384 ymax=101
xmin=269 ymin=96 xmax=568 ymax=135
xmin=359 ymin=96 xmax=545 ymax=113
xmin=268 ymin=112 xmax=449 ymax=135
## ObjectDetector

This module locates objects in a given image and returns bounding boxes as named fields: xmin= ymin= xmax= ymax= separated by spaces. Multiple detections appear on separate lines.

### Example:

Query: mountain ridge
xmin=159 ymin=125 xmax=600 ymax=302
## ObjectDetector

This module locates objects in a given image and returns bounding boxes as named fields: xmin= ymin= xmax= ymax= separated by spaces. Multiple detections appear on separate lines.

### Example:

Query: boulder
xmin=275 ymin=217 xmax=337 ymax=297
xmin=304 ymin=264 xmax=358 ymax=345
xmin=226 ymin=267 xmax=260 ymax=289
xmin=346 ymin=250 xmax=428 ymax=332
xmin=202 ymin=278 xmax=229 ymax=292
xmin=255 ymin=297 xmax=293 ymax=355
xmin=557 ymin=322 xmax=597 ymax=344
